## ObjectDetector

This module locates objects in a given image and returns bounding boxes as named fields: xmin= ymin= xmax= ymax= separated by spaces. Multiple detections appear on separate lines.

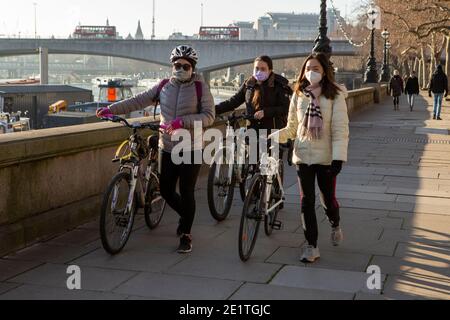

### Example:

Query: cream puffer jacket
xmin=278 ymin=87 xmax=349 ymax=166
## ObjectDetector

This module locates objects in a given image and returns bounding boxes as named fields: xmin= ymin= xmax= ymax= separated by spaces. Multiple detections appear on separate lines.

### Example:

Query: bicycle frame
xmin=212 ymin=122 xmax=248 ymax=184
xmin=259 ymin=152 xmax=285 ymax=217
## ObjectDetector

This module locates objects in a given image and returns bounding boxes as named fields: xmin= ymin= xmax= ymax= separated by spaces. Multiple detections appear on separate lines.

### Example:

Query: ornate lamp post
xmin=364 ymin=4 xmax=380 ymax=83
xmin=386 ymin=41 xmax=392 ymax=76
xmin=380 ymin=29 xmax=390 ymax=82
xmin=313 ymin=0 xmax=332 ymax=60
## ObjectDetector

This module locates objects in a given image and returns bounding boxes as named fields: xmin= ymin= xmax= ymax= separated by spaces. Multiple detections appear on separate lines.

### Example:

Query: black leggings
xmin=159 ymin=151 xmax=201 ymax=235
xmin=297 ymin=164 xmax=340 ymax=248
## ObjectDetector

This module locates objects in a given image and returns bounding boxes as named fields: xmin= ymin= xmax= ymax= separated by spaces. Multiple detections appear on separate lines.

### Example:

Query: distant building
xmin=135 ymin=20 xmax=144 ymax=40
xmin=168 ymin=32 xmax=197 ymax=40
xmin=231 ymin=10 xmax=340 ymax=40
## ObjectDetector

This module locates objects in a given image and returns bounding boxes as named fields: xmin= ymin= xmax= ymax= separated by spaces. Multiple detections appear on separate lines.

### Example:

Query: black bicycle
xmin=99 ymin=116 xmax=166 ymax=255
xmin=207 ymin=113 xmax=257 ymax=221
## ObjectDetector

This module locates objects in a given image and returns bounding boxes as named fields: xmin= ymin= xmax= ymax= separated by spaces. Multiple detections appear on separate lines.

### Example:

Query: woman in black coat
xmin=405 ymin=70 xmax=420 ymax=111
xmin=215 ymin=55 xmax=293 ymax=185
xmin=215 ymin=56 xmax=293 ymax=131
xmin=389 ymin=70 xmax=404 ymax=111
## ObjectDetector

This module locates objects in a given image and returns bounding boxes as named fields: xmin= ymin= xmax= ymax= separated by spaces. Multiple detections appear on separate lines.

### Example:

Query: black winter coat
xmin=215 ymin=73 xmax=293 ymax=130
xmin=429 ymin=70 xmax=449 ymax=95
xmin=389 ymin=75 xmax=404 ymax=97
xmin=405 ymin=76 xmax=420 ymax=95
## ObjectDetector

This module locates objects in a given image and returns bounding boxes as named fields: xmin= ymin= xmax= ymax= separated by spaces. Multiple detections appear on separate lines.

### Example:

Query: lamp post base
xmin=364 ymin=57 xmax=379 ymax=84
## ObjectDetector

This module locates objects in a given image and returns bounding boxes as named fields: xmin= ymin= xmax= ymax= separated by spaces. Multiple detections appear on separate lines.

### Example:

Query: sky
xmin=0 ymin=0 xmax=362 ymax=39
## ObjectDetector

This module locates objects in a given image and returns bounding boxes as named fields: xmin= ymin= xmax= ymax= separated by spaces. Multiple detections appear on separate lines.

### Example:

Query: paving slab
xmin=113 ymin=272 xmax=242 ymax=300
xmin=229 ymin=282 xmax=354 ymax=300
xmin=338 ymin=199 xmax=414 ymax=212
xmin=0 ymin=282 xmax=21 ymax=295
xmin=0 ymin=259 xmax=43 ymax=282
xmin=266 ymin=246 xmax=370 ymax=273
xmin=72 ymin=248 xmax=187 ymax=273
xmin=382 ymin=274 xmax=449 ymax=300
xmin=166 ymin=255 xmax=282 ymax=283
xmin=45 ymin=229 xmax=101 ymax=247
xmin=4 ymin=243 xmax=96 ymax=264
xmin=270 ymin=265 xmax=385 ymax=295
xmin=371 ymin=255 xmax=450 ymax=279
xmin=0 ymin=284 xmax=129 ymax=300
xmin=8 ymin=263 xmax=138 ymax=292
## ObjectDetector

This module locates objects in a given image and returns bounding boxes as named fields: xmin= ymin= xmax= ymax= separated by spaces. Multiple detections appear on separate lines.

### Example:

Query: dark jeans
xmin=393 ymin=96 xmax=400 ymax=106
xmin=297 ymin=164 xmax=340 ymax=248
xmin=159 ymin=150 xmax=201 ymax=235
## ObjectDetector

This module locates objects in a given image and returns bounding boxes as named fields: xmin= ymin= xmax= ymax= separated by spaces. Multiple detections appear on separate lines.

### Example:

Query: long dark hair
xmin=252 ymin=55 xmax=274 ymax=110
xmin=254 ymin=55 xmax=273 ymax=70
xmin=294 ymin=53 xmax=341 ymax=100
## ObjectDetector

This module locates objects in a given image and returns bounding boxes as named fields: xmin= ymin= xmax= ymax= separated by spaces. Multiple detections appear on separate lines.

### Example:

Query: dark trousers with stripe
xmin=297 ymin=164 xmax=340 ymax=248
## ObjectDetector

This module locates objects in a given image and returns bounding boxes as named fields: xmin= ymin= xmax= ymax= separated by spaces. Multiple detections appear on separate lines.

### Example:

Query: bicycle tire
xmin=239 ymin=162 xmax=256 ymax=202
xmin=100 ymin=171 xmax=136 ymax=255
xmin=144 ymin=174 xmax=166 ymax=230
xmin=207 ymin=161 xmax=236 ymax=222
xmin=264 ymin=182 xmax=280 ymax=236
xmin=239 ymin=173 xmax=264 ymax=261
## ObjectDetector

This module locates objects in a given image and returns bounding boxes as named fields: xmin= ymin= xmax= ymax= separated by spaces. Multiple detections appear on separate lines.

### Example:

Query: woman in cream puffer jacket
xmin=278 ymin=82 xmax=349 ymax=165
xmin=277 ymin=53 xmax=349 ymax=264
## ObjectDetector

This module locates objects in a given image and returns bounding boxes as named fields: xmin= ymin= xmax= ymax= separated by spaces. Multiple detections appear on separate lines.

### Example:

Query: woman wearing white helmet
xmin=97 ymin=45 xmax=215 ymax=253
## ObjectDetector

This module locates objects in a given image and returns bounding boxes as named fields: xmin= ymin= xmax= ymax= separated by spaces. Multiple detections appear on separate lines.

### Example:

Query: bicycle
xmin=99 ymin=115 xmax=166 ymax=255
xmin=207 ymin=113 xmax=257 ymax=221
xmin=238 ymin=138 xmax=293 ymax=262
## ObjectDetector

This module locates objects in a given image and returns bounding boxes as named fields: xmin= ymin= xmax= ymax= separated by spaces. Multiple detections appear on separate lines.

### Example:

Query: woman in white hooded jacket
xmin=276 ymin=53 xmax=349 ymax=263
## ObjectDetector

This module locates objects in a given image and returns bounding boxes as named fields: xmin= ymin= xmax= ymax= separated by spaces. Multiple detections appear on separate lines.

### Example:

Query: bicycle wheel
xmin=239 ymin=162 xmax=257 ymax=202
xmin=100 ymin=171 xmax=137 ymax=255
xmin=239 ymin=173 xmax=264 ymax=261
xmin=264 ymin=178 xmax=281 ymax=236
xmin=207 ymin=161 xmax=236 ymax=222
xmin=144 ymin=174 xmax=166 ymax=230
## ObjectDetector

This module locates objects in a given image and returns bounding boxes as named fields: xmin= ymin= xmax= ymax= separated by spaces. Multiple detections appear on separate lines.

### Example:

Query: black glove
xmin=330 ymin=160 xmax=343 ymax=176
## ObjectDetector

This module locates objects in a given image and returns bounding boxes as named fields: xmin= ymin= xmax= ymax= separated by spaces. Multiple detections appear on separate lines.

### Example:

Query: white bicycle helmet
xmin=170 ymin=45 xmax=199 ymax=67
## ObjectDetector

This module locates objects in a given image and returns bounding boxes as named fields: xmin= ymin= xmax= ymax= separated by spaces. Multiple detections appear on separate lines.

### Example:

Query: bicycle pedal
xmin=272 ymin=220 xmax=283 ymax=230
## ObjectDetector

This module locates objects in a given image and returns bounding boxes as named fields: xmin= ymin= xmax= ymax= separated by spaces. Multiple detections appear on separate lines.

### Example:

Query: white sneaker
xmin=300 ymin=245 xmax=320 ymax=263
xmin=331 ymin=227 xmax=343 ymax=246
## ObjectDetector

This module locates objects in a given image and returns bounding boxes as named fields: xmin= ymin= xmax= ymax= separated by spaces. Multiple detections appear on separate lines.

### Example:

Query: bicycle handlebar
xmin=228 ymin=112 xmax=254 ymax=123
xmin=101 ymin=115 xmax=160 ymax=131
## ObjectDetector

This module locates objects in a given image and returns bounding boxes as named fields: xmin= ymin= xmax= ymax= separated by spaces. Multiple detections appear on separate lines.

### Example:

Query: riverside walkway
xmin=0 ymin=92 xmax=449 ymax=300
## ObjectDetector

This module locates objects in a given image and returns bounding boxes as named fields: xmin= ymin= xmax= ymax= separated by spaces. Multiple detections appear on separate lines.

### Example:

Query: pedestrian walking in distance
xmin=405 ymin=71 xmax=420 ymax=112
xmin=389 ymin=70 xmax=404 ymax=111
xmin=428 ymin=65 xmax=448 ymax=120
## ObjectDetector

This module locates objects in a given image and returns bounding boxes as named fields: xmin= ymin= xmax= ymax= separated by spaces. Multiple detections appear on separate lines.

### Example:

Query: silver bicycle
xmin=238 ymin=138 xmax=292 ymax=261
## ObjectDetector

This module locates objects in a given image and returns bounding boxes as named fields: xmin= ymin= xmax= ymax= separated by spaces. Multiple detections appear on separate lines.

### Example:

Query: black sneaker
xmin=433 ymin=115 xmax=437 ymax=120
xmin=177 ymin=234 xmax=192 ymax=254
xmin=437 ymin=117 xmax=443 ymax=121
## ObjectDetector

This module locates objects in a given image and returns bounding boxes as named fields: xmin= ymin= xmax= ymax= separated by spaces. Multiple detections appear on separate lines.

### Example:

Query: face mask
xmin=173 ymin=69 xmax=192 ymax=82
xmin=254 ymin=70 xmax=270 ymax=82
xmin=305 ymin=71 xmax=323 ymax=85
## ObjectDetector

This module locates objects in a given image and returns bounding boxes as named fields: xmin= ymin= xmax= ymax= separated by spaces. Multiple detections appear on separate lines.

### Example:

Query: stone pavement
xmin=0 ymin=93 xmax=449 ymax=300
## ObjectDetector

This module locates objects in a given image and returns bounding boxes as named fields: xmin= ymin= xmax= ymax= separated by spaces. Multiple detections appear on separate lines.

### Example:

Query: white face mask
xmin=305 ymin=71 xmax=323 ymax=85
